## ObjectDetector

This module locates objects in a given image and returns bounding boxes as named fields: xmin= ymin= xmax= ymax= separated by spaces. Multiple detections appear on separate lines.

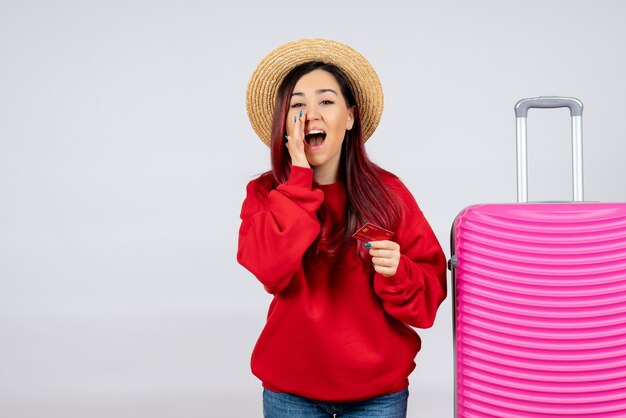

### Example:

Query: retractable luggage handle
xmin=514 ymin=96 xmax=584 ymax=203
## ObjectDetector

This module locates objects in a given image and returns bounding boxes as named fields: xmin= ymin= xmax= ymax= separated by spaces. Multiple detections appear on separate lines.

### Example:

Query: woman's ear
xmin=346 ymin=106 xmax=355 ymax=131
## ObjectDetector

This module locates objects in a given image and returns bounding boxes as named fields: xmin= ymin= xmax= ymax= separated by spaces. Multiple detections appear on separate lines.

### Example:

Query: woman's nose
xmin=306 ymin=106 xmax=321 ymax=120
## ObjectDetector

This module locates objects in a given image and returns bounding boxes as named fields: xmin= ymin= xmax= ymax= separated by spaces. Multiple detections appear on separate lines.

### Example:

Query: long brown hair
xmin=255 ymin=61 xmax=402 ymax=261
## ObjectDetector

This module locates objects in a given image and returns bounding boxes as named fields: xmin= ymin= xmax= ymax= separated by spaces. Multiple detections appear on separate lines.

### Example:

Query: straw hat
xmin=246 ymin=38 xmax=384 ymax=147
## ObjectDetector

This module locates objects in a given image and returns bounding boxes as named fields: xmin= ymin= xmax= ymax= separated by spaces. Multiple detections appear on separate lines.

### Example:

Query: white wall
xmin=1 ymin=0 xmax=625 ymax=416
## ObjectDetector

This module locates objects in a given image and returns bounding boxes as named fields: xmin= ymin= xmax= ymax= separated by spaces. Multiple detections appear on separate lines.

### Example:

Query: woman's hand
xmin=285 ymin=111 xmax=310 ymax=169
xmin=368 ymin=240 xmax=401 ymax=277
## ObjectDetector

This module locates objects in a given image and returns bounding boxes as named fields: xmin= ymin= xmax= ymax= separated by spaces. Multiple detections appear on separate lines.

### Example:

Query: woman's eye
xmin=321 ymin=100 xmax=335 ymax=105
xmin=290 ymin=103 xmax=304 ymax=108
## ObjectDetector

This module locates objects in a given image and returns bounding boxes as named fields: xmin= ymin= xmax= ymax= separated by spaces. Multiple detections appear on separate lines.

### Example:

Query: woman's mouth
xmin=305 ymin=130 xmax=326 ymax=148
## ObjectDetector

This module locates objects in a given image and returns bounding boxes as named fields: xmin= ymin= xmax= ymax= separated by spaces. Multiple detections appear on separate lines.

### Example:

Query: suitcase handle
xmin=514 ymin=96 xmax=584 ymax=203
xmin=515 ymin=97 xmax=583 ymax=118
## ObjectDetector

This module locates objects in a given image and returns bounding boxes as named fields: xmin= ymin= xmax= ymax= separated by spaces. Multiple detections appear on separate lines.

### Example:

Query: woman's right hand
xmin=285 ymin=111 xmax=310 ymax=169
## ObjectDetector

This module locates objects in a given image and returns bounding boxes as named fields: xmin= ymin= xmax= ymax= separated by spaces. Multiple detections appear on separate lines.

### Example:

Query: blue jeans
xmin=263 ymin=388 xmax=409 ymax=418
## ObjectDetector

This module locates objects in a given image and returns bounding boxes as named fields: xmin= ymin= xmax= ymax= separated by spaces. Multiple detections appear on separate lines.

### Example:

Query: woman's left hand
xmin=368 ymin=240 xmax=401 ymax=277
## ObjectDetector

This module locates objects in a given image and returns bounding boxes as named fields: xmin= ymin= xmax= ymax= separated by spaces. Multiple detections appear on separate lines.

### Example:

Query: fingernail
xmin=284 ymin=135 xmax=288 ymax=141
xmin=364 ymin=243 xmax=371 ymax=248
xmin=299 ymin=110 xmax=302 ymax=119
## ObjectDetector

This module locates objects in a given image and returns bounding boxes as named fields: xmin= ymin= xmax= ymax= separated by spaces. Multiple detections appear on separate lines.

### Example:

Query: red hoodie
xmin=237 ymin=166 xmax=447 ymax=402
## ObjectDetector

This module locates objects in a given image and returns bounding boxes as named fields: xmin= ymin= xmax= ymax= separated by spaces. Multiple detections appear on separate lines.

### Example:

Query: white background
xmin=1 ymin=1 xmax=626 ymax=417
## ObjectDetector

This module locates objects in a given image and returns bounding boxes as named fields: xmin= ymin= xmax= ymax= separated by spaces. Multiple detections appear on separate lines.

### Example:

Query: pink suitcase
xmin=450 ymin=97 xmax=626 ymax=417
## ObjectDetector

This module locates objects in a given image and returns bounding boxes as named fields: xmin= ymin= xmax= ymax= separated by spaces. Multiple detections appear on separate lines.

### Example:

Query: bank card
xmin=351 ymin=222 xmax=394 ymax=242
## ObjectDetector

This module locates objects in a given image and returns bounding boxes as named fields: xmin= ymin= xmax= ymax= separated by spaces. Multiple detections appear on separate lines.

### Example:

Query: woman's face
xmin=285 ymin=69 xmax=354 ymax=179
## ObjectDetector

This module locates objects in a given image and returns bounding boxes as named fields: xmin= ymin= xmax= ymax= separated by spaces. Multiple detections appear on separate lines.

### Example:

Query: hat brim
xmin=246 ymin=38 xmax=384 ymax=147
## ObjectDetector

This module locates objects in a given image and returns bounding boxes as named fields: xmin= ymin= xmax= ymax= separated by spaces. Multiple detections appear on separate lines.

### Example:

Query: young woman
xmin=238 ymin=39 xmax=447 ymax=418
